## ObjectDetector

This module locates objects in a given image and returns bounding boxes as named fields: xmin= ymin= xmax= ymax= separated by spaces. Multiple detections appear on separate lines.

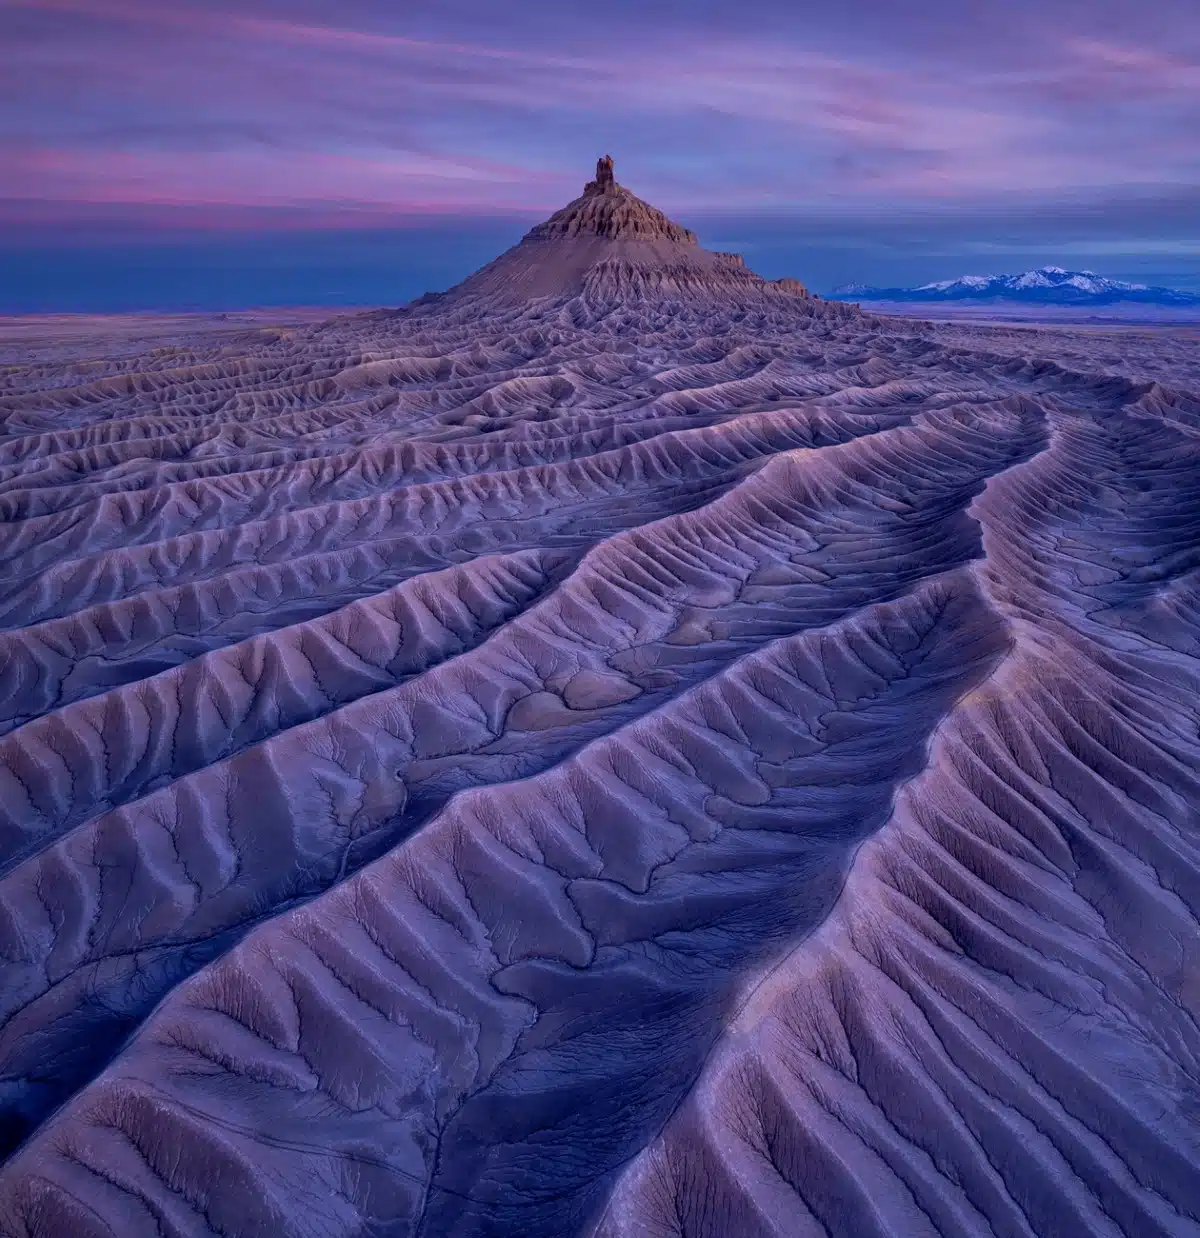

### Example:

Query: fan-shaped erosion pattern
xmin=0 ymin=166 xmax=1198 ymax=1237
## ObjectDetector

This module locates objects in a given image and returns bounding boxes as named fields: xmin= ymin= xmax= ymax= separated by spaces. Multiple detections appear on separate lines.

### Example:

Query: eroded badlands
xmin=0 ymin=176 xmax=1198 ymax=1237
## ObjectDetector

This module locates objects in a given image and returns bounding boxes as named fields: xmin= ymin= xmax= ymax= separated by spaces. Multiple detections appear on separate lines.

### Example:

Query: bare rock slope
xmin=0 ymin=162 xmax=1197 ymax=1238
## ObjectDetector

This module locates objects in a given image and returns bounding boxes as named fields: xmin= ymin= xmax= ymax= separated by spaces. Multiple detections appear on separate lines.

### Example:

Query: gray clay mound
xmin=0 ymin=160 xmax=1197 ymax=1238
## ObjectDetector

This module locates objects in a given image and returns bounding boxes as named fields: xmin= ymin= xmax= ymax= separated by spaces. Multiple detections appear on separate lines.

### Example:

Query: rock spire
xmin=526 ymin=155 xmax=698 ymax=243
xmin=587 ymin=154 xmax=616 ymax=195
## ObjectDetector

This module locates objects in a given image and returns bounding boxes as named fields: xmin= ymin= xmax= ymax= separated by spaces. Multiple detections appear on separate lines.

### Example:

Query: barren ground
xmin=0 ymin=294 xmax=1197 ymax=1237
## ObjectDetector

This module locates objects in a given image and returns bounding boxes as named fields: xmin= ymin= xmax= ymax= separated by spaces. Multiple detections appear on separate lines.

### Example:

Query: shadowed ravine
xmin=0 ymin=165 xmax=1197 ymax=1238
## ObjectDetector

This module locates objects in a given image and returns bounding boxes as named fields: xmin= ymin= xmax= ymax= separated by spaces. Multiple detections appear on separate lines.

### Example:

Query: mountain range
xmin=829 ymin=265 xmax=1200 ymax=306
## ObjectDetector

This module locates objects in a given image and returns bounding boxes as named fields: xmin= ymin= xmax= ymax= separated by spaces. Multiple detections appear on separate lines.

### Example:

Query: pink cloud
xmin=1021 ymin=37 xmax=1200 ymax=105
xmin=1070 ymin=38 xmax=1197 ymax=77
xmin=2 ymin=0 xmax=585 ymax=70
xmin=3 ymin=0 xmax=1196 ymax=220
xmin=0 ymin=146 xmax=566 ymax=211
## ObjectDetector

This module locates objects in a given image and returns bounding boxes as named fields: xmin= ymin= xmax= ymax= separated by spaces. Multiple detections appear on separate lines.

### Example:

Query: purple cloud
xmin=1 ymin=0 xmax=1196 ymax=226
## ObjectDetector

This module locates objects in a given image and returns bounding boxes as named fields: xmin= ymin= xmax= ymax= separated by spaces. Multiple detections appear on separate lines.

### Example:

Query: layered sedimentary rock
xmin=0 ymin=162 xmax=1197 ymax=1238
xmin=426 ymin=157 xmax=815 ymax=305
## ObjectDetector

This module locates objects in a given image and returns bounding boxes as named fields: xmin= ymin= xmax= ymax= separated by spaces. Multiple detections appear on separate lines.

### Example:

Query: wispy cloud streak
xmin=1 ymin=0 xmax=1196 ymax=225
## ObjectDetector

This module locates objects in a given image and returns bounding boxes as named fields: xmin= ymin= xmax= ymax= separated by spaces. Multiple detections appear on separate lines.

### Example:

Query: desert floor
xmin=0 ymin=302 xmax=1197 ymax=1237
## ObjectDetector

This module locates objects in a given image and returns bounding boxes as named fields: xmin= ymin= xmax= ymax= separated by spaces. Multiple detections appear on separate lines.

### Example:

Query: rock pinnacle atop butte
xmin=424 ymin=155 xmax=811 ymax=305
xmin=528 ymin=154 xmax=698 ymax=243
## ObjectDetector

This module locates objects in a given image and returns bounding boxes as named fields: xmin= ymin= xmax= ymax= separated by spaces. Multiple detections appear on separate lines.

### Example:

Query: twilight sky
xmin=3 ymin=0 xmax=1199 ymax=309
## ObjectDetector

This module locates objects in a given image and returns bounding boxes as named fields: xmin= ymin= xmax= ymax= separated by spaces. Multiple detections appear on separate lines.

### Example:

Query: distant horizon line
xmin=4 ymin=184 xmax=1200 ymax=228
xmin=4 ymin=222 xmax=1198 ymax=292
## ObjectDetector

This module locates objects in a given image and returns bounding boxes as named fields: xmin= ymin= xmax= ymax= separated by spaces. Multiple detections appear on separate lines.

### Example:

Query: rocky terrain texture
xmin=0 ymin=162 xmax=1197 ymax=1238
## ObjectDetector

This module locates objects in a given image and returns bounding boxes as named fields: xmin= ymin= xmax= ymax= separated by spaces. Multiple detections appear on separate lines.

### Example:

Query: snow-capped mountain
xmin=830 ymin=266 xmax=1200 ymax=306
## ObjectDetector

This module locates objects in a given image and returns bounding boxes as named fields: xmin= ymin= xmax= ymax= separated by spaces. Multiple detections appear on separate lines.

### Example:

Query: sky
xmin=2 ymin=0 xmax=1199 ymax=310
